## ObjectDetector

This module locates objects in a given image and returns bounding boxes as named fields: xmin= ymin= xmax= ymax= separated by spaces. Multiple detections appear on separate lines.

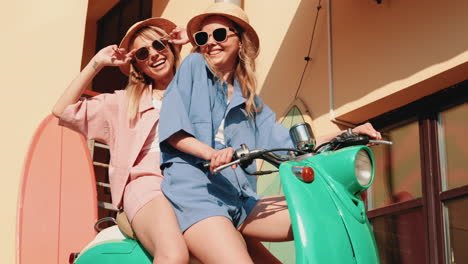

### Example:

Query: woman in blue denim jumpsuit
xmin=159 ymin=3 xmax=382 ymax=263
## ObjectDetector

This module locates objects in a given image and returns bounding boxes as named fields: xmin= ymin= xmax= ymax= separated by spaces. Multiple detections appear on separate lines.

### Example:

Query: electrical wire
xmin=294 ymin=0 xmax=323 ymax=99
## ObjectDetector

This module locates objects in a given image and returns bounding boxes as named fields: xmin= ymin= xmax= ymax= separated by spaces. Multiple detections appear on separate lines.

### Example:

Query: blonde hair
xmin=125 ymin=26 xmax=180 ymax=121
xmin=193 ymin=18 xmax=262 ymax=117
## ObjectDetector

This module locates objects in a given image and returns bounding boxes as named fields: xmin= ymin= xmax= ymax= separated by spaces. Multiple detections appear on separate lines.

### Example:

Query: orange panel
xmin=58 ymin=123 xmax=98 ymax=263
xmin=18 ymin=115 xmax=98 ymax=264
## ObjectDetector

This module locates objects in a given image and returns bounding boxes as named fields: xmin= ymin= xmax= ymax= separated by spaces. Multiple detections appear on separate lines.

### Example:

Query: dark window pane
xmin=369 ymin=120 xmax=422 ymax=209
xmin=93 ymin=0 xmax=152 ymax=93
xmin=371 ymin=208 xmax=426 ymax=264
xmin=92 ymin=145 xmax=110 ymax=164
xmin=439 ymin=103 xmax=468 ymax=190
xmin=444 ymin=196 xmax=468 ymax=264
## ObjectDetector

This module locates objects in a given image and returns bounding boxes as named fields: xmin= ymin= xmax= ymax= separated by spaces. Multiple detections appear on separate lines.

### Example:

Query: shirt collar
xmin=228 ymin=78 xmax=246 ymax=109
xmin=201 ymin=54 xmax=247 ymax=111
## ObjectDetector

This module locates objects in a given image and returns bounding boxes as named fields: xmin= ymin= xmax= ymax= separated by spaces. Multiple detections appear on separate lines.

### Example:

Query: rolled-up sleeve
xmin=58 ymin=93 xmax=113 ymax=144
xmin=255 ymin=102 xmax=294 ymax=149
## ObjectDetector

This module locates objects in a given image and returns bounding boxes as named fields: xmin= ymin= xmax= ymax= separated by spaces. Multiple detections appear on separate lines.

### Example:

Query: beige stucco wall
xmin=1 ymin=1 xmax=88 ymax=263
xmin=331 ymin=0 xmax=468 ymax=123
xmin=152 ymin=0 xmax=214 ymax=58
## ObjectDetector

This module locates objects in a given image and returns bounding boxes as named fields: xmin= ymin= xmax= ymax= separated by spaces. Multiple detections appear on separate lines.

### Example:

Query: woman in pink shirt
xmin=52 ymin=18 xmax=190 ymax=264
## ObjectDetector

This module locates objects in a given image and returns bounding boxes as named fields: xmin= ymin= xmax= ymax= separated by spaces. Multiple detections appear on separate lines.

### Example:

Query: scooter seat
xmin=81 ymin=225 xmax=127 ymax=252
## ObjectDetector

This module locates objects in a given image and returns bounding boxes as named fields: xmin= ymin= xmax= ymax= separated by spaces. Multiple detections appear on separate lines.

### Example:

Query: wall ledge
xmin=334 ymin=61 xmax=468 ymax=124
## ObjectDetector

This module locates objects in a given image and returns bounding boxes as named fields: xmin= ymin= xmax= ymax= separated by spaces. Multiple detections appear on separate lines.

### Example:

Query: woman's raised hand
xmin=168 ymin=26 xmax=189 ymax=45
xmin=93 ymin=45 xmax=136 ymax=69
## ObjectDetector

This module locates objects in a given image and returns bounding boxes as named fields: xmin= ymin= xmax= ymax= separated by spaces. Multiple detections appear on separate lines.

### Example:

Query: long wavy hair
xmin=125 ymin=26 xmax=180 ymax=121
xmin=193 ymin=18 xmax=262 ymax=117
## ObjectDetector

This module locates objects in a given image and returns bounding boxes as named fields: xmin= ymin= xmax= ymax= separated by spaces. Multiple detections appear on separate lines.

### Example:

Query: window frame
xmin=367 ymin=80 xmax=468 ymax=264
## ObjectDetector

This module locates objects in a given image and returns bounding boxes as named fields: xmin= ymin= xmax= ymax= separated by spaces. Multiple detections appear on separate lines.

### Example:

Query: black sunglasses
xmin=134 ymin=39 xmax=168 ymax=61
xmin=193 ymin=27 xmax=236 ymax=46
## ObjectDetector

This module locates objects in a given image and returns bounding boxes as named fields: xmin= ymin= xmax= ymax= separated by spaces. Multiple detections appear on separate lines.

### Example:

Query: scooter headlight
xmin=355 ymin=149 xmax=373 ymax=186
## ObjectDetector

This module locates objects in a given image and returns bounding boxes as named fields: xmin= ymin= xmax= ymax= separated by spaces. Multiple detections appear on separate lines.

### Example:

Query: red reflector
xmin=301 ymin=167 xmax=315 ymax=183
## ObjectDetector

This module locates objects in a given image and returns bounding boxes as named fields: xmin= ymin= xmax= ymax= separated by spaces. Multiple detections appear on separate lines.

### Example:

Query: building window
xmin=369 ymin=118 xmax=426 ymax=263
xmin=439 ymin=102 xmax=468 ymax=263
xmin=368 ymin=80 xmax=468 ymax=264
xmin=93 ymin=0 xmax=153 ymax=94
xmin=439 ymin=103 xmax=468 ymax=190
xmin=444 ymin=196 xmax=468 ymax=263
xmin=370 ymin=119 xmax=422 ymax=209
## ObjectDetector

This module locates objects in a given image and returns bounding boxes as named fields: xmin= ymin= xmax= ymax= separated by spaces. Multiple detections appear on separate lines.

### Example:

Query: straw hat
xmin=118 ymin=17 xmax=180 ymax=76
xmin=187 ymin=2 xmax=260 ymax=57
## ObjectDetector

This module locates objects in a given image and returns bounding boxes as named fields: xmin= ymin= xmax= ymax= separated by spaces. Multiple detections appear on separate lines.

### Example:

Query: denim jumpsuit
xmin=159 ymin=53 xmax=293 ymax=232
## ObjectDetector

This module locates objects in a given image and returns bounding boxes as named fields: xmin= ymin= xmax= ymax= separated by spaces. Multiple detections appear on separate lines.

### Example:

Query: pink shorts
xmin=123 ymin=175 xmax=164 ymax=223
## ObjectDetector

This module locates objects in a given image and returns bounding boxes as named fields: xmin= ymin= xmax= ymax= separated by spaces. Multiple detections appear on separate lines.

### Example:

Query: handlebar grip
xmin=333 ymin=134 xmax=370 ymax=147
xmin=202 ymin=160 xmax=241 ymax=174
xmin=213 ymin=159 xmax=241 ymax=174
xmin=352 ymin=135 xmax=371 ymax=145
xmin=369 ymin=139 xmax=393 ymax=145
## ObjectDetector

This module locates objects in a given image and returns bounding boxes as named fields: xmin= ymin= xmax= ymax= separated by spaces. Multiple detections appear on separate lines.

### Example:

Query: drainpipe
xmin=215 ymin=0 xmax=242 ymax=6
xmin=327 ymin=0 xmax=357 ymax=128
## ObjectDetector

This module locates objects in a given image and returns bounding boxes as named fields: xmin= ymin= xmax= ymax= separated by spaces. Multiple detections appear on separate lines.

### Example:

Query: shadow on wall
xmin=260 ymin=0 xmax=468 ymax=120
xmin=152 ymin=0 xmax=170 ymax=17
xmin=260 ymin=0 xmax=328 ymax=119
xmin=330 ymin=0 xmax=468 ymax=109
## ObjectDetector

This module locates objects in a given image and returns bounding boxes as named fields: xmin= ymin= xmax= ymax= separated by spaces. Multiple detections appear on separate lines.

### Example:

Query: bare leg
xmin=239 ymin=195 xmax=293 ymax=242
xmin=184 ymin=216 xmax=254 ymax=264
xmin=131 ymin=194 xmax=189 ymax=264
xmin=244 ymin=237 xmax=282 ymax=264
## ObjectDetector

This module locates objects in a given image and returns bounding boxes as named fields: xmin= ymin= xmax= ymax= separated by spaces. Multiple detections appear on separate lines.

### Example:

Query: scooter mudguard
xmin=280 ymin=146 xmax=380 ymax=264
xmin=74 ymin=239 xmax=152 ymax=264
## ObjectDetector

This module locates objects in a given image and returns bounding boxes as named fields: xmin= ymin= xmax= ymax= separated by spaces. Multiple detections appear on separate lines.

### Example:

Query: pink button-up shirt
xmin=59 ymin=89 xmax=160 ymax=209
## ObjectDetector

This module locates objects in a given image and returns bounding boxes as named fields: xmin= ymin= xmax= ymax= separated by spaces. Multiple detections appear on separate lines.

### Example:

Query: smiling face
xmin=130 ymin=30 xmax=175 ymax=85
xmin=199 ymin=16 xmax=241 ymax=73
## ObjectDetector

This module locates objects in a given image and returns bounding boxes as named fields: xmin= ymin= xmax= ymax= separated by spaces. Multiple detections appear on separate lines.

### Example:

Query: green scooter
xmin=70 ymin=123 xmax=390 ymax=264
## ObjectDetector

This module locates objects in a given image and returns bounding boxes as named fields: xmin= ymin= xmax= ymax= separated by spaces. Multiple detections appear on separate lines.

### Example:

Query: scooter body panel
xmin=280 ymin=146 xmax=380 ymax=264
xmin=311 ymin=146 xmax=380 ymax=263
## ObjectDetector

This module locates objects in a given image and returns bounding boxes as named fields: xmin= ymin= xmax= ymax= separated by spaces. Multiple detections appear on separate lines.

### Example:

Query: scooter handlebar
xmin=212 ymin=159 xmax=242 ymax=174
xmin=320 ymin=133 xmax=393 ymax=152
xmin=204 ymin=148 xmax=297 ymax=174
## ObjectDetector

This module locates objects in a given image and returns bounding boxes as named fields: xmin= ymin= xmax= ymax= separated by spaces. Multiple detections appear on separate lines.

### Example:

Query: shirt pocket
xmin=225 ymin=121 xmax=256 ymax=149
xmin=192 ymin=121 xmax=212 ymax=143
